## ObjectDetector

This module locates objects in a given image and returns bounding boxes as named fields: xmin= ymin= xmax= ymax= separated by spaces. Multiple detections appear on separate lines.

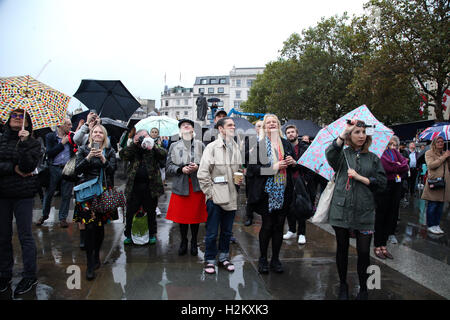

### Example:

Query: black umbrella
xmin=281 ymin=119 xmax=322 ymax=138
xmin=73 ymin=80 xmax=141 ymax=122
xmin=71 ymin=110 xmax=89 ymax=131
xmin=207 ymin=98 xmax=221 ymax=103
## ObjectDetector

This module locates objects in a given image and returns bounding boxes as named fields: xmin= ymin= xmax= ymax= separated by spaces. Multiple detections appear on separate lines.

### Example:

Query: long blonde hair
xmin=260 ymin=114 xmax=283 ymax=141
xmin=89 ymin=124 xmax=108 ymax=149
xmin=430 ymin=136 xmax=444 ymax=154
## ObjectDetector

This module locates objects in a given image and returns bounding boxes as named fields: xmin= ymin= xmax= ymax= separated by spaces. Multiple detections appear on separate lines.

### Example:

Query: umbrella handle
xmin=22 ymin=108 xmax=27 ymax=131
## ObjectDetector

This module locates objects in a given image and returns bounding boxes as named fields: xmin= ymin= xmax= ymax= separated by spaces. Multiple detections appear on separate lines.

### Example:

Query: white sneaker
xmin=428 ymin=226 xmax=441 ymax=234
xmin=156 ymin=207 xmax=162 ymax=217
xmin=388 ymin=235 xmax=398 ymax=244
xmin=298 ymin=234 xmax=306 ymax=245
xmin=283 ymin=231 xmax=296 ymax=240
xmin=435 ymin=226 xmax=445 ymax=234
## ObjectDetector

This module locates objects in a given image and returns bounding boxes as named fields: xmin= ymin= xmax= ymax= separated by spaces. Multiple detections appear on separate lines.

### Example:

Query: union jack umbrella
xmin=418 ymin=123 xmax=450 ymax=141
xmin=0 ymin=75 xmax=71 ymax=130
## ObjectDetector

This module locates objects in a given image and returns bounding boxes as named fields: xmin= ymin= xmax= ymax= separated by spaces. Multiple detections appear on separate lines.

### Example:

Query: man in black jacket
xmin=36 ymin=118 xmax=77 ymax=228
xmin=0 ymin=109 xmax=42 ymax=296
xmin=283 ymin=125 xmax=314 ymax=245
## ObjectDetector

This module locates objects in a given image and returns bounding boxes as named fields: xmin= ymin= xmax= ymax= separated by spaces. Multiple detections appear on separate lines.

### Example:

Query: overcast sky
xmin=0 ymin=0 xmax=367 ymax=111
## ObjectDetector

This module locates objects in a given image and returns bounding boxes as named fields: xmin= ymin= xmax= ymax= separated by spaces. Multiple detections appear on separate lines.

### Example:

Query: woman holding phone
xmin=74 ymin=124 xmax=117 ymax=280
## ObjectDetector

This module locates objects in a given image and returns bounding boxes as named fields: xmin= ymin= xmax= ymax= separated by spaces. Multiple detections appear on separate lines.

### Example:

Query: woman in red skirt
xmin=165 ymin=119 xmax=207 ymax=256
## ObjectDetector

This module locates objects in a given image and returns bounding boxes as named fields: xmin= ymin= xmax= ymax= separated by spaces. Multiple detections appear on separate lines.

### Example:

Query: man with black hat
xmin=203 ymin=109 xmax=227 ymax=146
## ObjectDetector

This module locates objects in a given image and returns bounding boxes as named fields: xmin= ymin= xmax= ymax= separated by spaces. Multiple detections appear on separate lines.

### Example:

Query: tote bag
xmin=311 ymin=166 xmax=342 ymax=224
xmin=131 ymin=208 xmax=149 ymax=245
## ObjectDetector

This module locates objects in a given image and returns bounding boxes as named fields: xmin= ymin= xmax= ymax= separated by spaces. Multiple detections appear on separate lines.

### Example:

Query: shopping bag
xmin=311 ymin=174 xmax=336 ymax=224
xmin=131 ymin=208 xmax=149 ymax=245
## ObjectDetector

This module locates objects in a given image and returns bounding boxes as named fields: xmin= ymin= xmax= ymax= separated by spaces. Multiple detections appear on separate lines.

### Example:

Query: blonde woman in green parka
xmin=325 ymin=120 xmax=387 ymax=300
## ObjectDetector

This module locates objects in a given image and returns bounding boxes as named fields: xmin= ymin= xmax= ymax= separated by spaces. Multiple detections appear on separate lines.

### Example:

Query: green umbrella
xmin=134 ymin=116 xmax=179 ymax=137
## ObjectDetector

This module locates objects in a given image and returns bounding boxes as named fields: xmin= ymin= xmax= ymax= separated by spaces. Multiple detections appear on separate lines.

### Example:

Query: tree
xmin=368 ymin=0 xmax=450 ymax=121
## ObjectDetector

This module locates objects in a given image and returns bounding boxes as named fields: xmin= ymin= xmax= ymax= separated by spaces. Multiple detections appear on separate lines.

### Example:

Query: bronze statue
xmin=195 ymin=92 xmax=208 ymax=121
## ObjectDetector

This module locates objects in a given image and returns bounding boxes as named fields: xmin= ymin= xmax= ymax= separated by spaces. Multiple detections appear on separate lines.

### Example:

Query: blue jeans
xmin=204 ymin=200 xmax=236 ymax=264
xmin=42 ymin=165 xmax=74 ymax=221
xmin=0 ymin=198 xmax=36 ymax=279
xmin=426 ymin=201 xmax=444 ymax=227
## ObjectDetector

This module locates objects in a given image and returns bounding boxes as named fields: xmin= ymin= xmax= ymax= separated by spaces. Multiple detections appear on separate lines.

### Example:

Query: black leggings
xmin=333 ymin=226 xmax=372 ymax=291
xmin=179 ymin=223 xmax=199 ymax=243
xmin=259 ymin=209 xmax=287 ymax=261
xmin=85 ymin=223 xmax=105 ymax=268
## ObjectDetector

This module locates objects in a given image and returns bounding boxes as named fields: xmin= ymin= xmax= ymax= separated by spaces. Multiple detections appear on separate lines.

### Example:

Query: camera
xmin=138 ymin=136 xmax=145 ymax=145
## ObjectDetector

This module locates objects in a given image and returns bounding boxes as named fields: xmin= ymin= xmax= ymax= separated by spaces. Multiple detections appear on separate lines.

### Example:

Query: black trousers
xmin=333 ymin=226 xmax=372 ymax=291
xmin=374 ymin=180 xmax=402 ymax=247
xmin=0 ymin=198 xmax=36 ymax=279
xmin=124 ymin=182 xmax=158 ymax=238
xmin=287 ymin=211 xmax=306 ymax=235
xmin=408 ymin=168 xmax=418 ymax=195
xmin=85 ymin=223 xmax=104 ymax=269
xmin=259 ymin=208 xmax=287 ymax=261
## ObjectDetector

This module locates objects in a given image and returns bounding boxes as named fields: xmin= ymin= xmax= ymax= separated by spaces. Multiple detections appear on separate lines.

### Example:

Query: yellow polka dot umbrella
xmin=0 ymin=75 xmax=71 ymax=130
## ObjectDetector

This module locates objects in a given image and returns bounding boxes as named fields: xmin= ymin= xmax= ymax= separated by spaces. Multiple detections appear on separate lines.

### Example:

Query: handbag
xmin=62 ymin=156 xmax=78 ymax=181
xmin=427 ymin=163 xmax=446 ymax=190
xmin=311 ymin=166 xmax=342 ymax=224
xmin=91 ymin=169 xmax=126 ymax=215
xmin=427 ymin=177 xmax=445 ymax=189
xmin=73 ymin=169 xmax=104 ymax=203
xmin=290 ymin=176 xmax=313 ymax=220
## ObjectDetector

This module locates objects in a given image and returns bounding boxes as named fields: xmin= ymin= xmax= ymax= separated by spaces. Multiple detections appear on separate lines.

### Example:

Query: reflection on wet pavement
xmin=1 ymin=179 xmax=447 ymax=300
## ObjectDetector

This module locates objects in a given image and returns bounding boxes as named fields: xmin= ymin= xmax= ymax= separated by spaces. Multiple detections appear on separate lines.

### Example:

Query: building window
xmin=236 ymin=79 xmax=241 ymax=87
xmin=219 ymin=78 xmax=226 ymax=84
xmin=184 ymin=99 xmax=188 ymax=105
xmin=165 ymin=100 xmax=169 ymax=107
xmin=184 ymin=111 xmax=188 ymax=116
xmin=176 ymin=111 xmax=180 ymax=116
xmin=218 ymin=87 xmax=224 ymax=93
xmin=247 ymin=79 xmax=253 ymax=87
xmin=235 ymin=90 xmax=241 ymax=99
xmin=176 ymin=99 xmax=180 ymax=105
xmin=208 ymin=88 xmax=214 ymax=94
xmin=199 ymin=88 xmax=205 ymax=94
xmin=234 ymin=101 xmax=241 ymax=108
xmin=165 ymin=112 xmax=169 ymax=116
xmin=200 ymin=79 xmax=207 ymax=85
xmin=210 ymin=78 xmax=218 ymax=84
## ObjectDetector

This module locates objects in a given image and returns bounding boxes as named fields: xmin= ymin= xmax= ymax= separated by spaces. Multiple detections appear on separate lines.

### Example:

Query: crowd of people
xmin=0 ymin=107 xmax=447 ymax=300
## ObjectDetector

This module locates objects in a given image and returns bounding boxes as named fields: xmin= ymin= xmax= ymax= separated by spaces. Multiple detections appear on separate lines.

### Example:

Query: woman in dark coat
xmin=74 ymin=124 xmax=117 ymax=281
xmin=0 ymin=109 xmax=42 ymax=295
xmin=325 ymin=120 xmax=387 ymax=300
xmin=246 ymin=114 xmax=297 ymax=274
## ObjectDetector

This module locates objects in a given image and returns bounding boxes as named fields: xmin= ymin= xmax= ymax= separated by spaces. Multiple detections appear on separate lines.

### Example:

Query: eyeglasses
xmin=11 ymin=113 xmax=24 ymax=119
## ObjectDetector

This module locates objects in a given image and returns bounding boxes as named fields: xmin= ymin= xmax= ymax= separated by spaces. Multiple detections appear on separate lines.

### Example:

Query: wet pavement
xmin=1 ymin=175 xmax=448 ymax=300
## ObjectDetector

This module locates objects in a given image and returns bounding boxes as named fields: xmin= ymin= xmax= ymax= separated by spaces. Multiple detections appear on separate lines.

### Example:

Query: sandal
xmin=204 ymin=263 xmax=216 ymax=274
xmin=381 ymin=247 xmax=393 ymax=259
xmin=373 ymin=247 xmax=386 ymax=259
xmin=219 ymin=260 xmax=235 ymax=272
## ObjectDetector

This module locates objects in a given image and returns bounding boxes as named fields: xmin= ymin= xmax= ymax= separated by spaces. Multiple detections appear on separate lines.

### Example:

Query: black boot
xmin=258 ymin=257 xmax=269 ymax=274
xmin=178 ymin=239 xmax=188 ymax=256
xmin=190 ymin=240 xmax=198 ymax=256
xmin=94 ymin=252 xmax=101 ymax=270
xmin=355 ymin=289 xmax=368 ymax=300
xmin=338 ymin=283 xmax=349 ymax=300
xmin=270 ymin=259 xmax=284 ymax=273
xmin=79 ymin=230 xmax=86 ymax=250
xmin=86 ymin=252 xmax=96 ymax=281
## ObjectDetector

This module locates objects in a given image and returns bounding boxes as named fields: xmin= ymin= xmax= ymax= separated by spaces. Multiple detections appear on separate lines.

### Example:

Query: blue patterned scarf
xmin=264 ymin=136 xmax=286 ymax=212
